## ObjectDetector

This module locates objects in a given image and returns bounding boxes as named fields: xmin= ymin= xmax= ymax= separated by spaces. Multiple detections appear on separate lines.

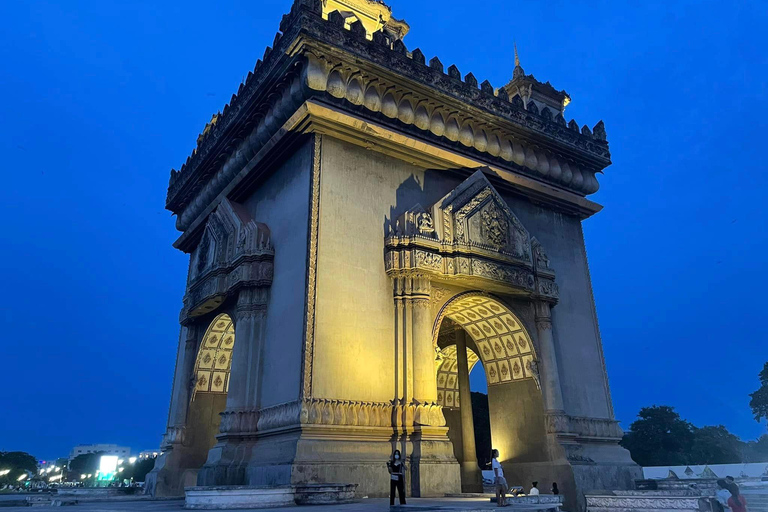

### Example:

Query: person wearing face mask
xmin=387 ymin=449 xmax=406 ymax=507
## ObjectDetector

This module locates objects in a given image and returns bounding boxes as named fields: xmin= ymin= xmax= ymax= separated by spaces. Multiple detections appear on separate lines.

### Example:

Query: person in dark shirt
xmin=387 ymin=449 xmax=406 ymax=507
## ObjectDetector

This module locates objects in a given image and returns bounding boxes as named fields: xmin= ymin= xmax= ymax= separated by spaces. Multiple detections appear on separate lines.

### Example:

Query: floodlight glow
xmin=49 ymin=474 xmax=61 ymax=482
xmin=117 ymin=459 xmax=124 ymax=465
xmin=128 ymin=457 xmax=137 ymax=464
xmin=81 ymin=474 xmax=86 ymax=479
xmin=99 ymin=456 xmax=118 ymax=474
xmin=17 ymin=474 xmax=27 ymax=481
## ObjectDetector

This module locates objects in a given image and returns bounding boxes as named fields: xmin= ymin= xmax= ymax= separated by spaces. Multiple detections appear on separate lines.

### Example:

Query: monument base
xmin=240 ymin=424 xmax=461 ymax=499
xmin=145 ymin=446 xmax=200 ymax=497
xmin=184 ymin=484 xmax=357 ymax=509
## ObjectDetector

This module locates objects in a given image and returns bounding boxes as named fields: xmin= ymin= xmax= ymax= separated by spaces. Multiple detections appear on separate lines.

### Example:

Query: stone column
xmin=412 ymin=292 xmax=436 ymax=404
xmin=534 ymin=301 xmax=564 ymax=414
xmin=166 ymin=324 xmax=198 ymax=441
xmin=455 ymin=328 xmax=483 ymax=492
xmin=408 ymin=274 xmax=441 ymax=425
xmin=226 ymin=287 xmax=268 ymax=412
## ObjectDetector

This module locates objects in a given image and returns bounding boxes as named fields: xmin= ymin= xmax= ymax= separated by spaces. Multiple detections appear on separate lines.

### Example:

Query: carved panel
xmin=385 ymin=170 xmax=553 ymax=301
xmin=182 ymin=199 xmax=274 ymax=320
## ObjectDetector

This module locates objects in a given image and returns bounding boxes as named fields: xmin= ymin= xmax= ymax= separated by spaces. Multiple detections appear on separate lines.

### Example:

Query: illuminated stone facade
xmin=146 ymin=1 xmax=639 ymax=510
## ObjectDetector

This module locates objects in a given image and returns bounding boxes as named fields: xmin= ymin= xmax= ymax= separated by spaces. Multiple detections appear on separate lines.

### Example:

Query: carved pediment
xmin=184 ymin=199 xmax=274 ymax=319
xmin=436 ymin=170 xmax=531 ymax=261
xmin=385 ymin=169 xmax=557 ymax=300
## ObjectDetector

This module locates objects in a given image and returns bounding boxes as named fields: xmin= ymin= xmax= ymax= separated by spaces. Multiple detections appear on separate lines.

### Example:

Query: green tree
xmin=744 ymin=435 xmax=768 ymax=462
xmin=750 ymin=362 xmax=768 ymax=427
xmin=689 ymin=426 xmax=744 ymax=464
xmin=122 ymin=458 xmax=156 ymax=483
xmin=0 ymin=451 xmax=38 ymax=484
xmin=620 ymin=406 xmax=695 ymax=466
xmin=68 ymin=453 xmax=103 ymax=477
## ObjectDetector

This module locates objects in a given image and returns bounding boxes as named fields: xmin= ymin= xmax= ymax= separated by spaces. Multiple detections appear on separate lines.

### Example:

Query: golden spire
xmin=514 ymin=42 xmax=520 ymax=67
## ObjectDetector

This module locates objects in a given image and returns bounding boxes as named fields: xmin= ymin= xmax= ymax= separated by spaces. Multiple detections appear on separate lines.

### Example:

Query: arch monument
xmin=146 ymin=0 xmax=640 ymax=509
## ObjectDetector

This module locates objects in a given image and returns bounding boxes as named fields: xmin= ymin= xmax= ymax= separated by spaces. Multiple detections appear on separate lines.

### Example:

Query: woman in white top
xmin=529 ymin=482 xmax=540 ymax=495
xmin=491 ymin=449 xmax=508 ymax=507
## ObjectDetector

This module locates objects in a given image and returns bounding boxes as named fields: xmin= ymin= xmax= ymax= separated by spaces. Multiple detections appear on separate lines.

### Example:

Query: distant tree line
xmin=621 ymin=361 xmax=768 ymax=466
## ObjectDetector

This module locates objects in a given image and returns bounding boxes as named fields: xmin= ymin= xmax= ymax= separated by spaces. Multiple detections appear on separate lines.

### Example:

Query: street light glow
xmin=81 ymin=474 xmax=86 ymax=479
xmin=128 ymin=457 xmax=137 ymax=464
xmin=17 ymin=474 xmax=27 ymax=481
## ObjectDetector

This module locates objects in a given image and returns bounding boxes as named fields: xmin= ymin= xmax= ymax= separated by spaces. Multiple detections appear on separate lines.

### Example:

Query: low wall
xmin=586 ymin=491 xmax=715 ymax=512
xmin=57 ymin=487 xmax=139 ymax=498
xmin=184 ymin=484 xmax=357 ymax=509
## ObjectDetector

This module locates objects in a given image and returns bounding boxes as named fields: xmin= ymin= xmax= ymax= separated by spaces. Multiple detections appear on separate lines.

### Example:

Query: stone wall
xmin=242 ymin=139 xmax=312 ymax=409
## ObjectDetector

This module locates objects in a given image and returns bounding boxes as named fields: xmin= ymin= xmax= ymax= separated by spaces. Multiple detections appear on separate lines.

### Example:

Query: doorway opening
xmin=434 ymin=292 xmax=546 ymax=490
xmin=185 ymin=314 xmax=235 ymax=472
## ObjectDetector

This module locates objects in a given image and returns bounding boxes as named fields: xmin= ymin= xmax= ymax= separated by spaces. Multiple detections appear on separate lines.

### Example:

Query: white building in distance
xmin=68 ymin=444 xmax=130 ymax=461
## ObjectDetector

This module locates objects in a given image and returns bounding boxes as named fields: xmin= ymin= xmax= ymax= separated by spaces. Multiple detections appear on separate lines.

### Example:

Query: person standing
xmin=551 ymin=482 xmax=559 ymax=495
xmin=727 ymin=482 xmax=748 ymax=512
xmin=387 ymin=449 xmax=406 ymax=507
xmin=714 ymin=480 xmax=730 ymax=512
xmin=529 ymin=482 xmax=540 ymax=495
xmin=491 ymin=449 xmax=508 ymax=507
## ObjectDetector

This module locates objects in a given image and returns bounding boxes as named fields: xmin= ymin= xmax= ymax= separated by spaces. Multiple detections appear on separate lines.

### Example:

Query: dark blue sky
xmin=1 ymin=0 xmax=766 ymax=459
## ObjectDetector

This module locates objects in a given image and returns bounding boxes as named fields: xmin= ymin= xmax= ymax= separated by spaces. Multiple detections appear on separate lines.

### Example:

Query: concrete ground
xmin=0 ymin=496 xmax=561 ymax=511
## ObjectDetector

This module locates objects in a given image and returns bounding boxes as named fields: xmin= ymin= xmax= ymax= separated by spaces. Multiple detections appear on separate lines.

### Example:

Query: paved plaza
xmin=0 ymin=496 xmax=560 ymax=512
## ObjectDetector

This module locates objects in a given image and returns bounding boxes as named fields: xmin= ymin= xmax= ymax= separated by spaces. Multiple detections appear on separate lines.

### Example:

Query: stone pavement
xmin=0 ymin=496 xmax=562 ymax=511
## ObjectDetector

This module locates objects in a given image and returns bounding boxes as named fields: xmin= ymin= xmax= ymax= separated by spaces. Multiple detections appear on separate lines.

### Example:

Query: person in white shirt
xmin=715 ymin=479 xmax=730 ymax=511
xmin=529 ymin=482 xmax=540 ymax=495
xmin=491 ymin=449 xmax=508 ymax=507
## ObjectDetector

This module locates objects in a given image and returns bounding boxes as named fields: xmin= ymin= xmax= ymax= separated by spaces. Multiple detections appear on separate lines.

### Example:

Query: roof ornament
xmin=513 ymin=41 xmax=525 ymax=79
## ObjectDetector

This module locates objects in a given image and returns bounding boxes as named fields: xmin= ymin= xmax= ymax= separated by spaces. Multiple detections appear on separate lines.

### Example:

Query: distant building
xmin=68 ymin=444 xmax=130 ymax=461
xmin=139 ymin=450 xmax=160 ymax=460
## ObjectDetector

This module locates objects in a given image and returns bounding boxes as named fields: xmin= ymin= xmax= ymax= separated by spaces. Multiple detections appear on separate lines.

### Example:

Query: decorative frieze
xmin=570 ymin=416 xmax=624 ymax=440
xmin=216 ymin=398 xmax=445 ymax=435
xmin=545 ymin=413 xmax=623 ymax=440
xmin=585 ymin=494 xmax=707 ymax=510
xmin=219 ymin=409 xmax=260 ymax=435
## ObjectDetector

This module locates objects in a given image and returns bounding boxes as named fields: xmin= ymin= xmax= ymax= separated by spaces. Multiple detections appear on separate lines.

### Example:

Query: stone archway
xmin=180 ymin=314 xmax=237 ymax=488
xmin=432 ymin=292 xmax=547 ymax=492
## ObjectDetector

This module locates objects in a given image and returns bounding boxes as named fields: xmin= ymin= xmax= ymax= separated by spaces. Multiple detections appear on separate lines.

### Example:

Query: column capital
xmin=392 ymin=273 xmax=431 ymax=299
xmin=534 ymin=300 xmax=552 ymax=320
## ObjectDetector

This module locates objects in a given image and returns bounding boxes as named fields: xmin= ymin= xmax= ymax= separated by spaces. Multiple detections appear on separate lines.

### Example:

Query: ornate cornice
xmin=166 ymin=0 xmax=611 ymax=232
